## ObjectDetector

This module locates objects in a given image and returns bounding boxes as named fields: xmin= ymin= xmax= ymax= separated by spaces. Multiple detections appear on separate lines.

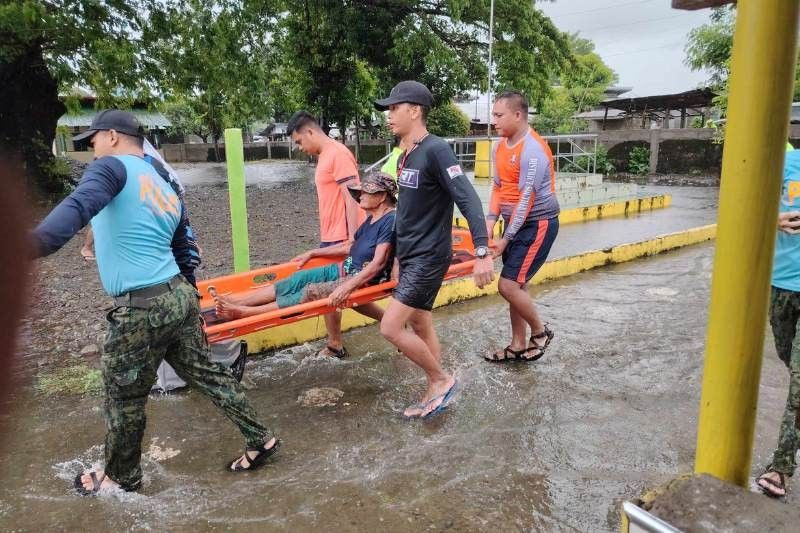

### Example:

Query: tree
xmin=535 ymin=32 xmax=616 ymax=134
xmin=427 ymin=103 xmax=471 ymax=137
xmin=275 ymin=0 xmax=571 ymax=136
xmin=146 ymin=0 xmax=279 ymax=157
xmin=684 ymin=6 xmax=735 ymax=87
xmin=1 ymin=0 xmax=153 ymax=193
xmin=685 ymin=5 xmax=800 ymax=117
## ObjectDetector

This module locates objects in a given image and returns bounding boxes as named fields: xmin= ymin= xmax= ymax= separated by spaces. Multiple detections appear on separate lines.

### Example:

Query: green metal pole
xmin=224 ymin=128 xmax=250 ymax=272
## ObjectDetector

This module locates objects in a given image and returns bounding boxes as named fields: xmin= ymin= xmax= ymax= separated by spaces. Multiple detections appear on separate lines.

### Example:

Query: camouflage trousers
xmin=768 ymin=286 xmax=800 ymax=475
xmin=102 ymin=279 xmax=272 ymax=490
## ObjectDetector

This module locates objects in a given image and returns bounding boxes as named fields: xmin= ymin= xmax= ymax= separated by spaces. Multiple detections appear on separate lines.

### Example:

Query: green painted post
xmin=224 ymin=128 xmax=250 ymax=272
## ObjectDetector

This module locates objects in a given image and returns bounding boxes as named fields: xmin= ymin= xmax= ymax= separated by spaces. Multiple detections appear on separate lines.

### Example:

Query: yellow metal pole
xmin=695 ymin=0 xmax=800 ymax=486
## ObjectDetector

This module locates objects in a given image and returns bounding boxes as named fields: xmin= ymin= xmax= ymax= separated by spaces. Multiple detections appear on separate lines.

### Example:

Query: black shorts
xmin=393 ymin=257 xmax=449 ymax=311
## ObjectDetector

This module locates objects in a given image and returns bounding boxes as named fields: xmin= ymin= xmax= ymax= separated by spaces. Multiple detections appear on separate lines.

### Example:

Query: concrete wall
xmin=600 ymin=128 xmax=720 ymax=175
xmin=160 ymin=140 xmax=391 ymax=165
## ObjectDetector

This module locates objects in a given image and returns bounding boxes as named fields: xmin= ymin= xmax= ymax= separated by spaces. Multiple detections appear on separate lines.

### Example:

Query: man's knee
xmin=498 ymin=277 xmax=521 ymax=298
xmin=380 ymin=315 xmax=403 ymax=342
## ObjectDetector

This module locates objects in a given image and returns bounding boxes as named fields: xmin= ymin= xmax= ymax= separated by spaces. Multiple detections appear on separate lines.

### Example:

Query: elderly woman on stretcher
xmin=213 ymin=171 xmax=397 ymax=357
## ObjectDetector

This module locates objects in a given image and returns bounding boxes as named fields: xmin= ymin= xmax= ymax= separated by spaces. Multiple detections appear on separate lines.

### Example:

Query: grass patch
xmin=36 ymin=364 xmax=103 ymax=396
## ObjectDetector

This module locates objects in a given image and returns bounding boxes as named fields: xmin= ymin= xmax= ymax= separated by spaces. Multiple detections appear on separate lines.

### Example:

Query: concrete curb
xmin=241 ymin=223 xmax=717 ymax=354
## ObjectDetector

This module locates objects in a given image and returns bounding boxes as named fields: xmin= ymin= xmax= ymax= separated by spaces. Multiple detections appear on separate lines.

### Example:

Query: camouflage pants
xmin=102 ymin=279 xmax=272 ymax=490
xmin=768 ymin=286 xmax=800 ymax=475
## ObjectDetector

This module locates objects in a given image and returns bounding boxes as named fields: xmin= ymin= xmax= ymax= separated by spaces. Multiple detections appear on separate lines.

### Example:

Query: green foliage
xmin=685 ymin=5 xmax=800 ymax=118
xmin=276 ymin=0 xmax=571 ymax=133
xmin=146 ymin=0 xmax=279 ymax=144
xmin=628 ymin=146 xmax=651 ymax=175
xmin=427 ymin=102 xmax=471 ymax=137
xmin=684 ymin=6 xmax=735 ymax=87
xmin=535 ymin=32 xmax=616 ymax=134
xmin=36 ymin=364 xmax=103 ymax=396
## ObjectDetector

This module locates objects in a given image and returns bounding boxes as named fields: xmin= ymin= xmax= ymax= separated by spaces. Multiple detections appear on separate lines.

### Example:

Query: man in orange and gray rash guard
xmin=484 ymin=91 xmax=560 ymax=363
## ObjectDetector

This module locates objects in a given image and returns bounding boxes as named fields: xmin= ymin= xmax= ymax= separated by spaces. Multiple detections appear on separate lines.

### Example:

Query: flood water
xmin=2 ymin=242 xmax=791 ymax=531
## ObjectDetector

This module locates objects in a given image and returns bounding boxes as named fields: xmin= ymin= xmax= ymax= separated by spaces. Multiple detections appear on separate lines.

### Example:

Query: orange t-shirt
xmin=315 ymin=141 xmax=361 ymax=242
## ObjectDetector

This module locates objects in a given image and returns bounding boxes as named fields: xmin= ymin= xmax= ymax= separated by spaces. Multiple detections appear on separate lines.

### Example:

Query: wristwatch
xmin=475 ymin=246 xmax=490 ymax=259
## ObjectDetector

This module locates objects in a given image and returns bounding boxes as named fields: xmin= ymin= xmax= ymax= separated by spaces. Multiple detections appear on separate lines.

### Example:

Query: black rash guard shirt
xmin=395 ymin=134 xmax=489 ymax=262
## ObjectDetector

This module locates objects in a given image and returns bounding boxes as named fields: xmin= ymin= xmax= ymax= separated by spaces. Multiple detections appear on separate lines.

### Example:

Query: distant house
xmin=574 ymin=88 xmax=717 ymax=131
xmin=258 ymin=122 xmax=289 ymax=141
xmin=55 ymin=92 xmax=171 ymax=154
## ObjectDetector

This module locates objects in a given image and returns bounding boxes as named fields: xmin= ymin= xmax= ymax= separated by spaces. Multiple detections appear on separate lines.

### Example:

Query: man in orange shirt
xmin=287 ymin=111 xmax=372 ymax=357
xmin=485 ymin=91 xmax=560 ymax=363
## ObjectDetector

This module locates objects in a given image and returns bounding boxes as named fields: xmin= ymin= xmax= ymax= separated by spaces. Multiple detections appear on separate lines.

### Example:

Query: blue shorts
xmin=274 ymin=263 xmax=340 ymax=308
xmin=501 ymin=216 xmax=559 ymax=285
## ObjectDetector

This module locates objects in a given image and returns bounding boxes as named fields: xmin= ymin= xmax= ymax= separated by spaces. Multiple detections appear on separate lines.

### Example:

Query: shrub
xmin=628 ymin=146 xmax=650 ymax=175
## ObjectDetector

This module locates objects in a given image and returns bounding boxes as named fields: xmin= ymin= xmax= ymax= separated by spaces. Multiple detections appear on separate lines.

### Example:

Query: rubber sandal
xmin=524 ymin=325 xmax=554 ymax=362
xmin=422 ymin=380 xmax=459 ymax=419
xmin=228 ymin=438 xmax=281 ymax=472
xmin=317 ymin=345 xmax=348 ymax=359
xmin=757 ymin=470 xmax=787 ymax=498
xmin=73 ymin=471 xmax=106 ymax=496
xmin=484 ymin=345 xmax=527 ymax=362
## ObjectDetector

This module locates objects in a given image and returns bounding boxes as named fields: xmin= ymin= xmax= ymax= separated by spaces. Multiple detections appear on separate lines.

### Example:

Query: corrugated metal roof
xmin=58 ymin=109 xmax=172 ymax=128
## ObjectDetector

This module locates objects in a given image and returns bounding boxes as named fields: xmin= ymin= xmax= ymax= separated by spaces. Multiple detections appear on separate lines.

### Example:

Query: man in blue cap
xmin=33 ymin=110 xmax=279 ymax=495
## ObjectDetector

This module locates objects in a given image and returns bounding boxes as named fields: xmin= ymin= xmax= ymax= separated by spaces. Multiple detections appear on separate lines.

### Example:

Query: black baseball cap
xmin=73 ymin=109 xmax=144 ymax=142
xmin=374 ymin=80 xmax=433 ymax=111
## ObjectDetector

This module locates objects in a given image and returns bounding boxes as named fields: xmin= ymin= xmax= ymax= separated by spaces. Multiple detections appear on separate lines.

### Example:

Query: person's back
xmin=90 ymin=155 xmax=181 ymax=295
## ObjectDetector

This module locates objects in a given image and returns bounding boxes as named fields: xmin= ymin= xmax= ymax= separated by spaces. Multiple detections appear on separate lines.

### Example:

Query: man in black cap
xmin=33 ymin=110 xmax=279 ymax=495
xmin=374 ymin=81 xmax=495 ymax=419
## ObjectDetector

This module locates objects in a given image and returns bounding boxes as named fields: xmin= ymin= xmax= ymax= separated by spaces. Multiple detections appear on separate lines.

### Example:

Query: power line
xmin=544 ymin=0 xmax=662 ymax=19
xmin=573 ymin=12 xmax=699 ymax=34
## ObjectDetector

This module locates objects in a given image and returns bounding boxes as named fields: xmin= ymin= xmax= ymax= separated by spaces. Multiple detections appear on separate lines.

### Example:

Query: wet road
xmin=1 ymin=242 xmax=793 ymax=531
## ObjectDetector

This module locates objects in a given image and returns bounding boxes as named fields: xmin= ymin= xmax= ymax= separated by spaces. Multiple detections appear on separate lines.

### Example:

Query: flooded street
xmin=3 ymin=241 xmax=791 ymax=531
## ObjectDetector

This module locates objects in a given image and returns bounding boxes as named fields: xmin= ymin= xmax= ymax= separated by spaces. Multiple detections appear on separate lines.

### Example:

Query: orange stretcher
xmin=197 ymin=228 xmax=481 ymax=343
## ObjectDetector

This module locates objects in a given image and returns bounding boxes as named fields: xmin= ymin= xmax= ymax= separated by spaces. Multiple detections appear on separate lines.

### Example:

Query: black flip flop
xmin=228 ymin=438 xmax=281 ymax=472
xmin=73 ymin=471 xmax=106 ymax=496
xmin=484 ymin=345 xmax=528 ymax=362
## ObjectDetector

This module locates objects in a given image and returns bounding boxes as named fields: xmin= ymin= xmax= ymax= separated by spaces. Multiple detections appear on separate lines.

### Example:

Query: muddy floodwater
xmin=2 ymin=241 xmax=794 ymax=531
xmin=5 ymin=161 xmax=791 ymax=530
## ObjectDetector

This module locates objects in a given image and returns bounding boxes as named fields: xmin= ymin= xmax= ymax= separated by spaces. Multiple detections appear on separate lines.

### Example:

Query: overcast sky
xmin=537 ymin=0 xmax=714 ymax=97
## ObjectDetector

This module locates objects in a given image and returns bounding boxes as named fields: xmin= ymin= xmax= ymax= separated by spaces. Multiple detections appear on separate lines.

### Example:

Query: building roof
xmin=601 ymin=88 xmax=716 ymax=114
xmin=573 ymin=108 xmax=627 ymax=121
xmin=58 ymin=109 xmax=171 ymax=129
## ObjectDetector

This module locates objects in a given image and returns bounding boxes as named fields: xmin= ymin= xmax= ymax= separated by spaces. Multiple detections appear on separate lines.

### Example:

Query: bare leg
xmin=322 ymin=311 xmax=343 ymax=351
xmin=498 ymin=277 xmax=546 ymax=348
xmin=354 ymin=302 xmax=384 ymax=322
xmin=226 ymin=285 xmax=277 ymax=306
xmin=380 ymin=299 xmax=454 ymax=417
xmin=215 ymin=294 xmax=279 ymax=320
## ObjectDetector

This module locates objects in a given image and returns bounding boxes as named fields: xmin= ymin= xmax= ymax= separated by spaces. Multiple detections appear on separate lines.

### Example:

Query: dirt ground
xmin=22 ymin=172 xmax=320 ymax=385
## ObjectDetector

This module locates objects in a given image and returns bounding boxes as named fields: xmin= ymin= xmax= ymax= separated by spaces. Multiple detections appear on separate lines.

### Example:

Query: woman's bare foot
xmin=214 ymin=296 xmax=246 ymax=320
